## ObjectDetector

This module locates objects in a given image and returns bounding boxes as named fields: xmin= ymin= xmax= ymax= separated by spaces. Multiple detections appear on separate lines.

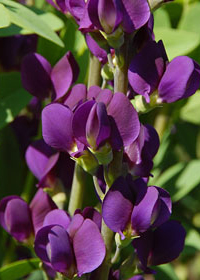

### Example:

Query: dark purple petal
xmin=35 ymin=225 xmax=54 ymax=264
xmin=128 ymin=40 xmax=167 ymax=102
xmin=48 ymin=225 xmax=75 ymax=273
xmin=67 ymin=214 xmax=84 ymax=238
xmin=51 ymin=52 xmax=79 ymax=101
xmin=85 ymin=34 xmax=108 ymax=64
xmin=158 ymin=56 xmax=200 ymax=103
xmin=25 ymin=140 xmax=59 ymax=181
xmin=88 ymin=0 xmax=103 ymax=31
xmin=131 ymin=187 xmax=159 ymax=233
xmin=64 ymin=84 xmax=87 ymax=110
xmin=42 ymin=103 xmax=74 ymax=152
xmin=132 ymin=230 xmax=154 ymax=270
xmin=0 ymin=196 xmax=20 ymax=231
xmin=149 ymin=220 xmax=186 ymax=265
xmin=43 ymin=209 xmax=71 ymax=229
xmin=30 ymin=189 xmax=57 ymax=233
xmin=46 ymin=0 xmax=68 ymax=12
xmin=107 ymin=92 xmax=140 ymax=146
xmin=121 ymin=0 xmax=150 ymax=33
xmin=152 ymin=187 xmax=171 ymax=228
xmin=4 ymin=198 xmax=32 ymax=241
xmin=21 ymin=53 xmax=52 ymax=99
xmin=73 ymin=219 xmax=106 ymax=276
xmin=86 ymin=102 xmax=111 ymax=148
xmin=102 ymin=176 xmax=134 ymax=234
xmin=68 ymin=0 xmax=86 ymax=22
xmin=97 ymin=0 xmax=123 ymax=33
xmin=72 ymin=100 xmax=96 ymax=146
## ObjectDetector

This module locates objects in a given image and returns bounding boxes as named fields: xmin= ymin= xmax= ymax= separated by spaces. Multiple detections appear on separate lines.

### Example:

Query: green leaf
xmin=185 ymin=229 xmax=200 ymax=251
xmin=152 ymin=162 xmax=185 ymax=188
xmin=178 ymin=3 xmax=200 ymax=37
xmin=0 ymin=258 xmax=41 ymax=280
xmin=154 ymin=27 xmax=200 ymax=60
xmin=173 ymin=160 xmax=200 ymax=201
xmin=154 ymin=8 xmax=171 ymax=28
xmin=0 ymin=3 xmax=10 ymax=28
xmin=0 ymin=72 xmax=32 ymax=130
xmin=0 ymin=0 xmax=64 ymax=47
xmin=154 ymin=263 xmax=179 ymax=280
xmin=180 ymin=91 xmax=200 ymax=124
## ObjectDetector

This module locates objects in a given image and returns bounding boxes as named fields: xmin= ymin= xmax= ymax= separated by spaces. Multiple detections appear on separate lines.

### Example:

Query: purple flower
xmin=124 ymin=124 xmax=159 ymax=177
xmin=25 ymin=139 xmax=75 ymax=189
xmin=21 ymin=52 xmax=79 ymax=101
xmin=0 ymin=190 xmax=58 ymax=240
xmin=128 ymin=40 xmax=200 ymax=103
xmin=102 ymin=176 xmax=171 ymax=238
xmin=87 ymin=0 xmax=151 ymax=34
xmin=132 ymin=220 xmax=186 ymax=271
xmin=0 ymin=196 xmax=33 ymax=242
xmin=42 ymin=85 xmax=140 ymax=168
xmin=35 ymin=209 xmax=105 ymax=277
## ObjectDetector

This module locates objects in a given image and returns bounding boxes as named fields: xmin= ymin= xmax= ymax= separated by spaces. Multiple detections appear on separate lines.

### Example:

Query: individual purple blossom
xmin=21 ymin=51 xmax=79 ymax=101
xmin=128 ymin=40 xmax=200 ymax=103
xmin=132 ymin=220 xmax=186 ymax=272
xmin=42 ymin=85 xmax=140 ymax=167
xmin=102 ymin=176 xmax=171 ymax=238
xmin=34 ymin=209 xmax=106 ymax=277
xmin=0 ymin=189 xmax=58 ymax=241
xmin=124 ymin=124 xmax=159 ymax=177
xmin=87 ymin=0 xmax=151 ymax=34
xmin=0 ymin=196 xmax=33 ymax=242
xmin=25 ymin=140 xmax=59 ymax=188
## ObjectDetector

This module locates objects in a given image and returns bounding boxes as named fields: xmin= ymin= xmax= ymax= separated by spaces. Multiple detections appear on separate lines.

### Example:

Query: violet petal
xmin=73 ymin=219 xmax=106 ymax=276
xmin=107 ymin=92 xmax=140 ymax=146
xmin=42 ymin=103 xmax=74 ymax=152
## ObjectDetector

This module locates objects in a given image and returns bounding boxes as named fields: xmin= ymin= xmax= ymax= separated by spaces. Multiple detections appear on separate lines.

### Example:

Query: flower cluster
xmin=0 ymin=0 xmax=199 ymax=279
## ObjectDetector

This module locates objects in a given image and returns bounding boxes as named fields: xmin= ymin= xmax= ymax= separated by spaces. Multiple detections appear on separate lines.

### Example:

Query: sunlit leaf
xmin=0 ymin=3 xmax=10 ymax=28
xmin=180 ymin=91 xmax=200 ymax=125
xmin=154 ymin=27 xmax=200 ymax=60
xmin=0 ymin=258 xmax=40 ymax=280
xmin=0 ymin=0 xmax=64 ymax=46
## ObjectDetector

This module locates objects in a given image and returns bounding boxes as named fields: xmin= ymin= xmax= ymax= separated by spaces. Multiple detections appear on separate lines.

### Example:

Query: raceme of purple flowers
xmin=1 ymin=0 xmax=199 ymax=279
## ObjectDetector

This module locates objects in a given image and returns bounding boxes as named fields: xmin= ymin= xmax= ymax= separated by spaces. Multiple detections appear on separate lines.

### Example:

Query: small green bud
xmin=72 ymin=150 xmax=99 ymax=175
xmin=89 ymin=143 xmax=113 ymax=165
xmin=132 ymin=91 xmax=162 ymax=114
xmin=101 ymin=63 xmax=114 ymax=80
xmin=100 ymin=27 xmax=124 ymax=49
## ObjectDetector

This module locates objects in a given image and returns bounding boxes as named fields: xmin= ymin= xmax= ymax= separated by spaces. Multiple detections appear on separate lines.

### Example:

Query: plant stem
xmin=114 ymin=35 xmax=131 ymax=94
xmin=68 ymin=164 xmax=86 ymax=216
xmin=88 ymin=54 xmax=101 ymax=88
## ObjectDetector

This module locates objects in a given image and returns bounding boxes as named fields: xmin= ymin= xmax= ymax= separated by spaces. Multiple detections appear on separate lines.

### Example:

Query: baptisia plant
xmin=1 ymin=0 xmax=199 ymax=279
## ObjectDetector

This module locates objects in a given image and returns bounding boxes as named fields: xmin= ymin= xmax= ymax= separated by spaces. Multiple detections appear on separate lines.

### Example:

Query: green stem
xmin=114 ymin=35 xmax=131 ymax=94
xmin=93 ymin=176 xmax=105 ymax=201
xmin=68 ymin=164 xmax=86 ymax=216
xmin=88 ymin=54 xmax=102 ymax=88
xmin=90 ymin=220 xmax=114 ymax=280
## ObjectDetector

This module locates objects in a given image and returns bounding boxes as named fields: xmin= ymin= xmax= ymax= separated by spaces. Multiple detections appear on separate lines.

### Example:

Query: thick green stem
xmin=68 ymin=164 xmax=86 ymax=216
xmin=114 ymin=35 xmax=131 ymax=94
xmin=88 ymin=54 xmax=101 ymax=88
xmin=90 ymin=220 xmax=114 ymax=280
